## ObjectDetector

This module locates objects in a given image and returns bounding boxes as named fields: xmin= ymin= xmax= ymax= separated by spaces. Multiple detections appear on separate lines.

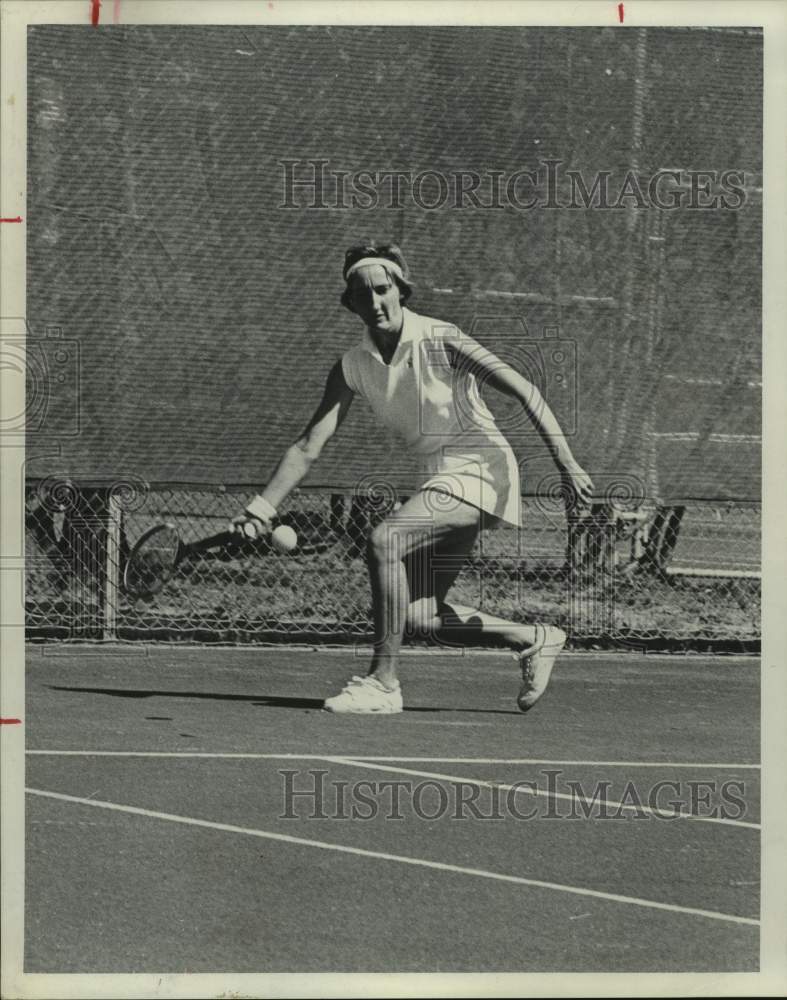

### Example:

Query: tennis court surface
xmin=25 ymin=645 xmax=760 ymax=973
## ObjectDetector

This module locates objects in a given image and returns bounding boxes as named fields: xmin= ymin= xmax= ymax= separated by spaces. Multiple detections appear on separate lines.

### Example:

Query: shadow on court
xmin=46 ymin=683 xmax=524 ymax=715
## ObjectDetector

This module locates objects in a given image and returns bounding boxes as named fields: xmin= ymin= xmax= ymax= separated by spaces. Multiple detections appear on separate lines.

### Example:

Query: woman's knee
xmin=367 ymin=519 xmax=423 ymax=565
xmin=366 ymin=521 xmax=397 ymax=563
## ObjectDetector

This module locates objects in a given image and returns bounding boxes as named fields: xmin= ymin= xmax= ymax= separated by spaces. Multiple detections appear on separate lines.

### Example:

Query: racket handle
xmin=184 ymin=529 xmax=238 ymax=556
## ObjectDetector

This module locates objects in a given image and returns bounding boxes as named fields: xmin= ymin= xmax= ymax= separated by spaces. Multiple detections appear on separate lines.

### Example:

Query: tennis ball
xmin=271 ymin=524 xmax=298 ymax=554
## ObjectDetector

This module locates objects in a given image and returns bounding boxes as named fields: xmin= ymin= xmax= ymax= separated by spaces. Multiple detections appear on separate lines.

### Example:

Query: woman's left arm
xmin=449 ymin=333 xmax=594 ymax=506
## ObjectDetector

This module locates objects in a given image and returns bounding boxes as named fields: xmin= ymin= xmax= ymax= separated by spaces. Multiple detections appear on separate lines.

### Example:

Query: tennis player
xmin=232 ymin=242 xmax=593 ymax=714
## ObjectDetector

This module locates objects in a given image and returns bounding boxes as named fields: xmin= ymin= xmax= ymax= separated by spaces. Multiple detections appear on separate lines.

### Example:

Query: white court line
xmin=321 ymin=758 xmax=760 ymax=831
xmin=26 ymin=751 xmax=760 ymax=829
xmin=26 ymin=750 xmax=761 ymax=769
xmin=391 ymin=720 xmax=494 ymax=727
xmin=26 ymin=787 xmax=759 ymax=929
xmin=650 ymin=431 xmax=761 ymax=443
xmin=26 ymin=644 xmax=761 ymax=662
xmin=663 ymin=374 xmax=762 ymax=389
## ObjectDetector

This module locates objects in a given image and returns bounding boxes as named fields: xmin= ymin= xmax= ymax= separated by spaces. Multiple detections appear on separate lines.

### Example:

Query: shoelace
xmin=518 ymin=624 xmax=548 ymax=675
xmin=340 ymin=675 xmax=375 ymax=698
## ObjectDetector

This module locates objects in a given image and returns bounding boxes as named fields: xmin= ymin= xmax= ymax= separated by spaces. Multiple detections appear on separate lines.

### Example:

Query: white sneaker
xmin=517 ymin=625 xmax=567 ymax=712
xmin=323 ymin=675 xmax=403 ymax=715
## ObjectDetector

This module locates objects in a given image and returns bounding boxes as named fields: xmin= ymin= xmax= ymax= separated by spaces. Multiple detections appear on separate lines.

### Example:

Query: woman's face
xmin=347 ymin=264 xmax=404 ymax=337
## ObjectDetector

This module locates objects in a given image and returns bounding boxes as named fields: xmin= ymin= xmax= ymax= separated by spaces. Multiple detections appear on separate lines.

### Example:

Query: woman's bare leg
xmin=365 ymin=490 xmax=483 ymax=688
xmin=367 ymin=490 xmax=547 ymax=688
xmin=366 ymin=542 xmax=409 ymax=687
xmin=404 ymin=520 xmax=541 ymax=652
xmin=404 ymin=517 xmax=566 ymax=712
xmin=325 ymin=488 xmax=563 ymax=713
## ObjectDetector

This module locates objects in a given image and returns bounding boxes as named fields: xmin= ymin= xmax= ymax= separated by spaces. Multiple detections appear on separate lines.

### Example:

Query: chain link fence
xmin=26 ymin=27 xmax=761 ymax=503
xmin=25 ymin=479 xmax=760 ymax=650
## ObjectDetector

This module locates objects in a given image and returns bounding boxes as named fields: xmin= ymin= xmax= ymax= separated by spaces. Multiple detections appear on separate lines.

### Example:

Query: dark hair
xmin=340 ymin=241 xmax=414 ymax=311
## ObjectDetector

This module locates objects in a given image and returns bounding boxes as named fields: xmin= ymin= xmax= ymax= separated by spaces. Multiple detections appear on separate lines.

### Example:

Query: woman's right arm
xmin=233 ymin=359 xmax=355 ymax=531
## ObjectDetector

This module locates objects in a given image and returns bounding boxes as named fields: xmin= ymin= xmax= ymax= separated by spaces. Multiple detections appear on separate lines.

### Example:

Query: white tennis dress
xmin=341 ymin=308 xmax=522 ymax=528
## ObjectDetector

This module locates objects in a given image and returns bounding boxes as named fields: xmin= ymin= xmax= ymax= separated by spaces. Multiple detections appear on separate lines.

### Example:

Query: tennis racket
xmin=122 ymin=522 xmax=249 ymax=600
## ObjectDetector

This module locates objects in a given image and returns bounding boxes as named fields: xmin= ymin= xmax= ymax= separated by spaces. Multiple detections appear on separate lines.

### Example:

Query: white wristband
xmin=245 ymin=494 xmax=278 ymax=523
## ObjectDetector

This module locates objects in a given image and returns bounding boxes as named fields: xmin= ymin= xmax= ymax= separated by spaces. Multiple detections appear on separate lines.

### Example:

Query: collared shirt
xmin=341 ymin=308 xmax=501 ymax=456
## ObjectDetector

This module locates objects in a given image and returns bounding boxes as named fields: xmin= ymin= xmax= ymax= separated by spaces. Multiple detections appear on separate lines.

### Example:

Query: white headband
xmin=344 ymin=256 xmax=406 ymax=284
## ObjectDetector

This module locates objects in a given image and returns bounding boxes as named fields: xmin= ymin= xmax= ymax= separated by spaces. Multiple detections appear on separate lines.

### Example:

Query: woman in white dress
xmin=233 ymin=243 xmax=594 ymax=714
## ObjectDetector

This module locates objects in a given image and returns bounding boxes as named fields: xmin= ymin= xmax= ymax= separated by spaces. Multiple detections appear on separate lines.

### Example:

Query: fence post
xmin=103 ymin=491 xmax=121 ymax=641
xmin=64 ymin=486 xmax=101 ymax=640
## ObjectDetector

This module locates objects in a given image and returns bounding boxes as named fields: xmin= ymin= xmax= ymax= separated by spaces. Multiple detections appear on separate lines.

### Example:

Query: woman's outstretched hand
xmin=559 ymin=461 xmax=595 ymax=511
xmin=228 ymin=513 xmax=271 ymax=540
xmin=228 ymin=493 xmax=278 ymax=539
